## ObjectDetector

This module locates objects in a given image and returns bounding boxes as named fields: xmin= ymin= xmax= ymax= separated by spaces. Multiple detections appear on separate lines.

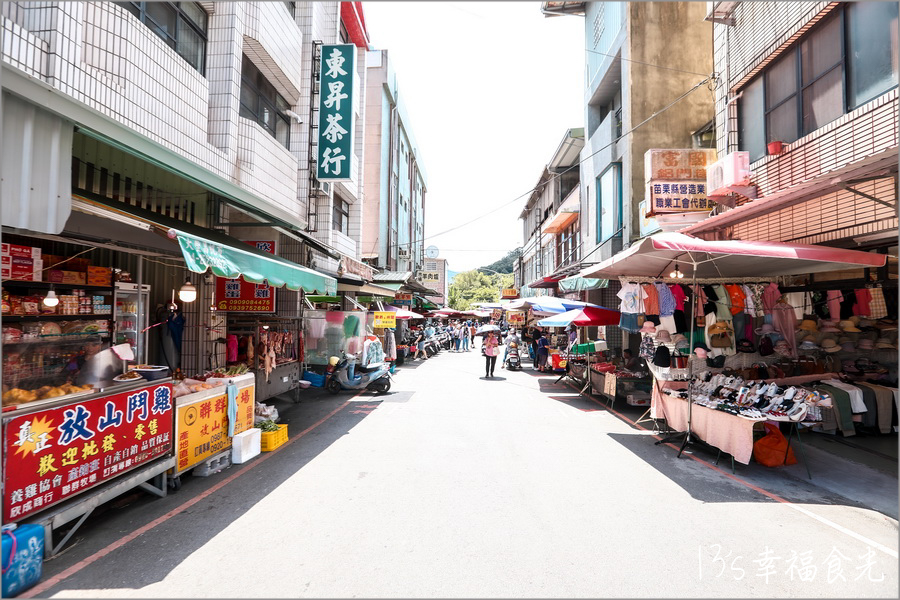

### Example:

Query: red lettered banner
xmin=215 ymin=240 xmax=276 ymax=312
xmin=2 ymin=382 xmax=174 ymax=523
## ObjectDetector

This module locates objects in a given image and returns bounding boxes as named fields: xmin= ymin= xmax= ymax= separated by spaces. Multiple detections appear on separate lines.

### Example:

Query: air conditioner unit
xmin=398 ymin=248 xmax=409 ymax=258
xmin=315 ymin=180 xmax=332 ymax=196
xmin=706 ymin=151 xmax=752 ymax=197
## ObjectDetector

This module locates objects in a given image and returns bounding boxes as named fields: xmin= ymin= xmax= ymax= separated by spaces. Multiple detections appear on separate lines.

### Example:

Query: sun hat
xmin=839 ymin=320 xmax=861 ymax=333
xmin=820 ymin=320 xmax=841 ymax=333
xmin=655 ymin=329 xmax=672 ymax=343
xmin=875 ymin=319 xmax=898 ymax=331
xmin=856 ymin=338 xmax=875 ymax=350
xmin=672 ymin=333 xmax=688 ymax=344
xmin=858 ymin=318 xmax=877 ymax=329
xmin=736 ymin=339 xmax=756 ymax=353
xmin=875 ymin=337 xmax=897 ymax=349
xmin=707 ymin=320 xmax=734 ymax=335
xmin=840 ymin=341 xmax=856 ymax=352
xmin=821 ymin=338 xmax=841 ymax=353
xmin=774 ymin=340 xmax=791 ymax=355
xmin=754 ymin=323 xmax=776 ymax=336
xmin=639 ymin=321 xmax=657 ymax=334
xmin=798 ymin=339 xmax=819 ymax=350
xmin=797 ymin=319 xmax=819 ymax=332
xmin=837 ymin=335 xmax=852 ymax=344
xmin=848 ymin=315 xmax=861 ymax=325
xmin=693 ymin=346 xmax=708 ymax=359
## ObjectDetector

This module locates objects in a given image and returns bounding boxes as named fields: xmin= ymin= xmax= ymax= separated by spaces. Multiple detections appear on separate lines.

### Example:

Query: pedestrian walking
xmin=461 ymin=322 xmax=470 ymax=352
xmin=483 ymin=331 xmax=500 ymax=377
xmin=455 ymin=323 xmax=465 ymax=352
xmin=536 ymin=331 xmax=550 ymax=372
xmin=414 ymin=327 xmax=427 ymax=360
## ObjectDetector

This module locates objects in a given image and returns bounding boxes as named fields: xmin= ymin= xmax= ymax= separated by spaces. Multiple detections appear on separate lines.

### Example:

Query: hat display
xmin=801 ymin=334 xmax=818 ymax=343
xmin=652 ymin=344 xmax=672 ymax=368
xmin=821 ymin=338 xmax=841 ymax=353
xmin=656 ymin=329 xmax=672 ymax=343
xmin=774 ymin=340 xmax=791 ymax=355
xmin=839 ymin=320 xmax=861 ymax=333
xmin=694 ymin=346 xmax=708 ymax=358
xmin=797 ymin=319 xmax=818 ymax=332
xmin=736 ymin=339 xmax=756 ymax=353
xmin=859 ymin=318 xmax=876 ymax=329
xmin=875 ymin=337 xmax=897 ymax=349
xmin=639 ymin=321 xmax=657 ymax=334
xmin=798 ymin=339 xmax=819 ymax=350
xmin=840 ymin=341 xmax=856 ymax=352
xmin=707 ymin=320 xmax=734 ymax=335
xmin=672 ymin=333 xmax=688 ymax=344
xmin=838 ymin=336 xmax=852 ymax=344
xmin=820 ymin=320 xmax=841 ymax=333
xmin=848 ymin=315 xmax=861 ymax=325
xmin=875 ymin=319 xmax=898 ymax=331
xmin=856 ymin=338 xmax=875 ymax=350
xmin=693 ymin=341 xmax=710 ymax=352
xmin=755 ymin=323 xmax=776 ymax=336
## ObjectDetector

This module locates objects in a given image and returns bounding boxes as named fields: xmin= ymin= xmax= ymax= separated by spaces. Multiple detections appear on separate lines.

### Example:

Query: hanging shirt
xmin=713 ymin=285 xmax=733 ymax=320
xmin=639 ymin=334 xmax=656 ymax=360
xmin=740 ymin=284 xmax=757 ymax=316
xmin=868 ymin=287 xmax=888 ymax=319
xmin=616 ymin=283 xmax=645 ymax=314
xmin=701 ymin=285 xmax=718 ymax=315
xmin=641 ymin=283 xmax=660 ymax=315
xmin=783 ymin=292 xmax=809 ymax=320
xmin=853 ymin=288 xmax=872 ymax=317
xmin=724 ymin=284 xmax=745 ymax=315
xmin=654 ymin=282 xmax=676 ymax=316
xmin=669 ymin=284 xmax=687 ymax=312
xmin=762 ymin=282 xmax=782 ymax=315
xmin=826 ymin=290 xmax=843 ymax=321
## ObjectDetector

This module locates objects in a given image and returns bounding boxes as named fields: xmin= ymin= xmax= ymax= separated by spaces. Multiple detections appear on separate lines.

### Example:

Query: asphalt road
xmin=27 ymin=348 xmax=899 ymax=598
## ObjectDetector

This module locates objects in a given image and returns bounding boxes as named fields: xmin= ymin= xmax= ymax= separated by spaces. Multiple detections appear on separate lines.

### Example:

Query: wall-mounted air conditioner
xmin=398 ymin=248 xmax=409 ymax=258
xmin=707 ymin=151 xmax=754 ymax=198
xmin=315 ymin=180 xmax=332 ymax=196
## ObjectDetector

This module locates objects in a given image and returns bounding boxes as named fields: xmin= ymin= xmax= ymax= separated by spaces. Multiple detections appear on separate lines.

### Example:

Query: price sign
xmin=374 ymin=312 xmax=396 ymax=328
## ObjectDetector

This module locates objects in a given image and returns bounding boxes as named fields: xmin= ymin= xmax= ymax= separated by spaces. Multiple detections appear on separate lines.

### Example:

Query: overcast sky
xmin=363 ymin=2 xmax=585 ymax=273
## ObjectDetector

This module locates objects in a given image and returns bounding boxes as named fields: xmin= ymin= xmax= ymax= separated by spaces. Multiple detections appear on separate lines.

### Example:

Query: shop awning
xmin=526 ymin=276 xmax=561 ymax=289
xmin=170 ymin=228 xmax=337 ymax=295
xmin=337 ymin=281 xmax=397 ymax=297
xmin=557 ymin=275 xmax=608 ymax=292
xmin=536 ymin=305 xmax=620 ymax=328
xmin=579 ymin=232 xmax=887 ymax=279
xmin=542 ymin=193 xmax=580 ymax=234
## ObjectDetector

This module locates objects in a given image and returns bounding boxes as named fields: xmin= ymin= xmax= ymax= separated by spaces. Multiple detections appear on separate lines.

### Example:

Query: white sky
xmin=362 ymin=1 xmax=585 ymax=272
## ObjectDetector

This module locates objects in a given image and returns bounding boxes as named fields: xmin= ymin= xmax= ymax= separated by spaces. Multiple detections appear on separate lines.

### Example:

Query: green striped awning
xmin=170 ymin=228 xmax=337 ymax=295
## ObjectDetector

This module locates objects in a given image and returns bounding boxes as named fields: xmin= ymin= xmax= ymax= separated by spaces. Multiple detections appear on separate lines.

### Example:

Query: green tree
xmin=448 ymin=271 xmax=514 ymax=310
xmin=478 ymin=248 xmax=521 ymax=275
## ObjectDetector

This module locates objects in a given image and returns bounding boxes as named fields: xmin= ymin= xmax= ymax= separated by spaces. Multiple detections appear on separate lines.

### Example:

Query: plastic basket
xmin=260 ymin=424 xmax=288 ymax=452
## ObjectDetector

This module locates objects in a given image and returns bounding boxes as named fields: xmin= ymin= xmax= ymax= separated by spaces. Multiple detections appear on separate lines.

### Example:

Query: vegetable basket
xmin=260 ymin=424 xmax=288 ymax=452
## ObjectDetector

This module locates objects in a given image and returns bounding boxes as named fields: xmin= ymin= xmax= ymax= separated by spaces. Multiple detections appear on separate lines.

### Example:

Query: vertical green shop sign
xmin=317 ymin=44 xmax=356 ymax=181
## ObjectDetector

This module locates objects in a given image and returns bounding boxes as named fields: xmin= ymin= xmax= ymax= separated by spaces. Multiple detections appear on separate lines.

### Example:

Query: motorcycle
xmin=505 ymin=341 xmax=522 ymax=370
xmin=325 ymin=352 xmax=392 ymax=394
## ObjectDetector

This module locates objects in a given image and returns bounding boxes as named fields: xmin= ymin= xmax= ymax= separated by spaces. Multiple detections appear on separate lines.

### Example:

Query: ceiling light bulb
xmin=43 ymin=289 xmax=59 ymax=307
xmin=178 ymin=279 xmax=197 ymax=303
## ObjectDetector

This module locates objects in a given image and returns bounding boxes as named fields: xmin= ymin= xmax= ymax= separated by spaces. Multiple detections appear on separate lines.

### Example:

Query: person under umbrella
xmin=483 ymin=330 xmax=500 ymax=378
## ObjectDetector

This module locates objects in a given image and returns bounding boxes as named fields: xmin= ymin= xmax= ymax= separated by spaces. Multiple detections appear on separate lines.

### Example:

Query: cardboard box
xmin=87 ymin=266 xmax=112 ymax=286
xmin=1 ymin=243 xmax=41 ymax=259
xmin=626 ymin=392 xmax=651 ymax=407
xmin=47 ymin=269 xmax=86 ymax=284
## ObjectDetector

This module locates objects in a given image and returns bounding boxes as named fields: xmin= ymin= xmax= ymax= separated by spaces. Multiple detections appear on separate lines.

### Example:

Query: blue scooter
xmin=325 ymin=352 xmax=392 ymax=395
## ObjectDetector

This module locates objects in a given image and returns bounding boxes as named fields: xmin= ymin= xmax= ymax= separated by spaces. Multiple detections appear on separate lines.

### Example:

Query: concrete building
xmin=0 ymin=1 xmax=373 ymax=385
xmin=516 ymin=128 xmax=584 ymax=298
xmin=683 ymin=1 xmax=897 ymax=265
xmin=419 ymin=257 xmax=449 ymax=306
xmin=362 ymin=48 xmax=428 ymax=275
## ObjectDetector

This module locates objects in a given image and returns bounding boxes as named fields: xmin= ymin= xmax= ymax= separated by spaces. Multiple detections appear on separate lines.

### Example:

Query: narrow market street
xmin=26 ymin=349 xmax=898 ymax=599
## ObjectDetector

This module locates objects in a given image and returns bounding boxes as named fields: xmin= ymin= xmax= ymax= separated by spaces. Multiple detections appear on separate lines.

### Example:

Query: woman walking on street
xmin=536 ymin=331 xmax=550 ymax=372
xmin=414 ymin=327 xmax=427 ymax=360
xmin=483 ymin=331 xmax=500 ymax=377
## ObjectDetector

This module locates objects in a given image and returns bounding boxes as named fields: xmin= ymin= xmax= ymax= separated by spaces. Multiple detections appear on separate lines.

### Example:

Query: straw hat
xmin=875 ymin=337 xmax=897 ymax=349
xmin=848 ymin=315 xmax=861 ymax=324
xmin=820 ymin=320 xmax=841 ymax=333
xmin=774 ymin=340 xmax=791 ymax=354
xmin=839 ymin=320 xmax=861 ymax=333
xmin=856 ymin=338 xmax=875 ymax=350
xmin=821 ymin=338 xmax=841 ymax=353
xmin=671 ymin=333 xmax=688 ymax=344
xmin=656 ymin=329 xmax=672 ymax=343
xmin=797 ymin=319 xmax=818 ymax=332
xmin=875 ymin=319 xmax=898 ymax=331
xmin=639 ymin=321 xmax=657 ymax=334
xmin=707 ymin=320 xmax=733 ymax=335
xmin=798 ymin=339 xmax=819 ymax=350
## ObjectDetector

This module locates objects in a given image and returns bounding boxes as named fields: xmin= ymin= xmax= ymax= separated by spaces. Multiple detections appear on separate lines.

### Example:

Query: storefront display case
xmin=114 ymin=282 xmax=150 ymax=364
xmin=227 ymin=316 xmax=302 ymax=402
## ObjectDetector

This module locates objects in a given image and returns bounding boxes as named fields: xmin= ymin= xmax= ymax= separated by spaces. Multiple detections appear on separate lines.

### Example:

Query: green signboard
xmin=317 ymin=44 xmax=356 ymax=181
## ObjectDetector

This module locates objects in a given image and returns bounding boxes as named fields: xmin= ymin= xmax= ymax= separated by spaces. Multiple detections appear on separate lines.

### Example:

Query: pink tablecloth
xmin=650 ymin=381 xmax=757 ymax=465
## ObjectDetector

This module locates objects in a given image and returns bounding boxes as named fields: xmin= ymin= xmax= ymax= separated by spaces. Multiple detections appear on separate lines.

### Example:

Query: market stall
xmin=579 ymin=231 xmax=890 ymax=464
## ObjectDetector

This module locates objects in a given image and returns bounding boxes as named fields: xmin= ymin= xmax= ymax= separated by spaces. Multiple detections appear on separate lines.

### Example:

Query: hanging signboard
xmin=507 ymin=311 xmax=525 ymax=325
xmin=644 ymin=149 xmax=717 ymax=217
xmin=501 ymin=288 xmax=519 ymax=299
xmin=647 ymin=181 xmax=714 ymax=214
xmin=316 ymin=44 xmax=356 ymax=181
xmin=394 ymin=293 xmax=412 ymax=306
xmin=373 ymin=312 xmax=396 ymax=329
xmin=3 ymin=382 xmax=174 ymax=523
xmin=216 ymin=240 xmax=276 ymax=312
xmin=491 ymin=309 xmax=503 ymax=321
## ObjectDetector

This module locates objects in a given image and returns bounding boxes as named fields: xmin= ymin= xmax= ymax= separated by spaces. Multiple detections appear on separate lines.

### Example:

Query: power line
xmin=584 ymin=48 xmax=710 ymax=77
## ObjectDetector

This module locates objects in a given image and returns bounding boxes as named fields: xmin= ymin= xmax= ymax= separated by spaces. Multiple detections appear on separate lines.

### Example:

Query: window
xmin=333 ymin=198 xmax=350 ymax=234
xmin=739 ymin=3 xmax=898 ymax=162
xmin=556 ymin=221 xmax=580 ymax=267
xmin=117 ymin=2 xmax=207 ymax=74
xmin=239 ymin=55 xmax=291 ymax=148
xmin=592 ymin=4 xmax=605 ymax=48
xmin=283 ymin=2 xmax=295 ymax=17
xmin=340 ymin=21 xmax=350 ymax=44
xmin=597 ymin=164 xmax=621 ymax=244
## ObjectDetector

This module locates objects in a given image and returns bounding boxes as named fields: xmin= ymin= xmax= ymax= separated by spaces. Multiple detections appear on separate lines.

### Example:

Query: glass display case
xmin=114 ymin=282 xmax=150 ymax=364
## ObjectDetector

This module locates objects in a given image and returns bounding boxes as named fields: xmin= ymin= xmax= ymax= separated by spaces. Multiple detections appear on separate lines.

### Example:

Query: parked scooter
xmin=505 ymin=341 xmax=522 ymax=370
xmin=325 ymin=352 xmax=391 ymax=394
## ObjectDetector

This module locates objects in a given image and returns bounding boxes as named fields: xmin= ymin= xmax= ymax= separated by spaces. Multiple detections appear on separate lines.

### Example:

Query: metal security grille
xmin=732 ymin=176 xmax=898 ymax=244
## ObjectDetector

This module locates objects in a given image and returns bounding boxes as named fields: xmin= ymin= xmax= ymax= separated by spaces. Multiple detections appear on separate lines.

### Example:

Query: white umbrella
xmin=474 ymin=324 xmax=502 ymax=337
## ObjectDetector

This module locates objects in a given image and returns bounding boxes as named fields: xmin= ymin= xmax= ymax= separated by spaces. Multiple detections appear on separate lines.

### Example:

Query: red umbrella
xmin=568 ymin=305 xmax=621 ymax=326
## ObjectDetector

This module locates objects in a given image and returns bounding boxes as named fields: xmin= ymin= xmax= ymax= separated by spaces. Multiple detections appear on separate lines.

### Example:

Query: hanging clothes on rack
xmin=641 ymin=282 xmax=661 ymax=326
xmin=772 ymin=297 xmax=799 ymax=358
xmin=761 ymin=282 xmax=782 ymax=315
xmin=826 ymin=289 xmax=843 ymax=321
xmin=384 ymin=329 xmax=397 ymax=361
xmin=616 ymin=281 xmax=645 ymax=332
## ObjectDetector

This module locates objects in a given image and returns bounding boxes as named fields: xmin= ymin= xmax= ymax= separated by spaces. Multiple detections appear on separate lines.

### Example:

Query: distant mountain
xmin=478 ymin=248 xmax=521 ymax=275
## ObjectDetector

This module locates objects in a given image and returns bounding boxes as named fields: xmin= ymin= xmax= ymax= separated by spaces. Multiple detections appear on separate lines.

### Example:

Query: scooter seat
xmin=357 ymin=362 xmax=384 ymax=372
